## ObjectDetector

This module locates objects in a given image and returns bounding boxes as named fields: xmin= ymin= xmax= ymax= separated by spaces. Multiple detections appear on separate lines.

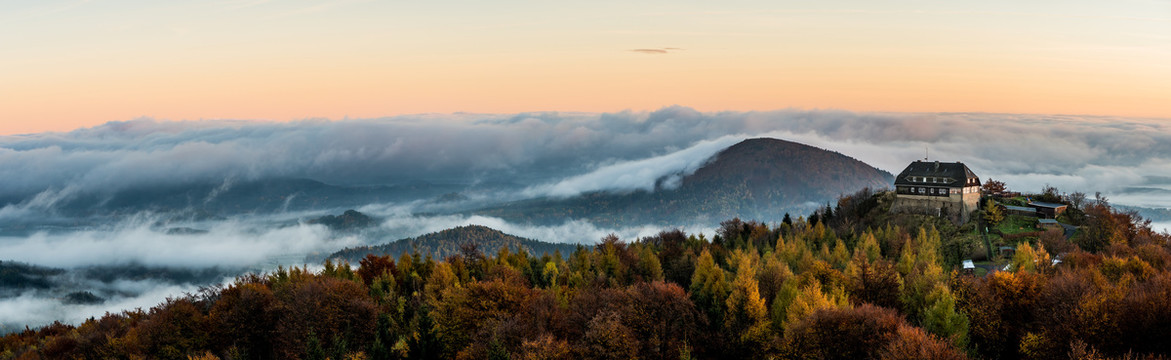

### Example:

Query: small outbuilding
xmin=1038 ymin=218 xmax=1061 ymax=230
xmin=1029 ymin=201 xmax=1068 ymax=219
xmin=998 ymin=246 xmax=1016 ymax=258
xmin=1003 ymin=205 xmax=1038 ymax=217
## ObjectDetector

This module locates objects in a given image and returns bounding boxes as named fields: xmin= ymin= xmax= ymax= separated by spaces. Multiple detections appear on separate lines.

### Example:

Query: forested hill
xmin=326 ymin=225 xmax=580 ymax=263
xmin=11 ymin=188 xmax=1171 ymax=359
xmin=476 ymin=137 xmax=894 ymax=226
xmin=679 ymin=137 xmax=894 ymax=205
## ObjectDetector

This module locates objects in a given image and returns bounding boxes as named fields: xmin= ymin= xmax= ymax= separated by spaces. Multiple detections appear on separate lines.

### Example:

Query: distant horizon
xmin=6 ymin=106 xmax=1171 ymax=136
xmin=4 ymin=1 xmax=1170 ymax=134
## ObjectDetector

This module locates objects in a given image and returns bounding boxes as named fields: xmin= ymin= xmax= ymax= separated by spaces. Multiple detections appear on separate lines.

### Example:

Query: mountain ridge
xmin=473 ymin=137 xmax=894 ymax=226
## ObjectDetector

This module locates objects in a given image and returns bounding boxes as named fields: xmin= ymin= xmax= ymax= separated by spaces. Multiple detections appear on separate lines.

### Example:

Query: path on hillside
xmin=1062 ymin=223 xmax=1077 ymax=241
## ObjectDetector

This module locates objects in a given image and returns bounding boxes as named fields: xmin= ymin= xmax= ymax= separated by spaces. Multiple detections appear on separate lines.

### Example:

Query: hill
xmin=326 ymin=225 xmax=580 ymax=263
xmin=475 ymin=137 xmax=894 ymax=226
xmin=307 ymin=209 xmax=377 ymax=231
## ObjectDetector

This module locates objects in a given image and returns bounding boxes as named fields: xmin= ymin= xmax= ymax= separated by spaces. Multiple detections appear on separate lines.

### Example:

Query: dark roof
xmin=1029 ymin=201 xmax=1068 ymax=209
xmin=1004 ymin=205 xmax=1035 ymax=212
xmin=893 ymin=160 xmax=980 ymax=188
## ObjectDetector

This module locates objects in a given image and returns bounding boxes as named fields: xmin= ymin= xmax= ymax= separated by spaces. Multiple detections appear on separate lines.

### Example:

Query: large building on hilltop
xmin=890 ymin=160 xmax=982 ymax=223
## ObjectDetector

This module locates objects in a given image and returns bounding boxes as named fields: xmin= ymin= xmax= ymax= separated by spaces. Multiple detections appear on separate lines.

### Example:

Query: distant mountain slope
xmin=327 ymin=225 xmax=580 ymax=263
xmin=476 ymin=138 xmax=894 ymax=226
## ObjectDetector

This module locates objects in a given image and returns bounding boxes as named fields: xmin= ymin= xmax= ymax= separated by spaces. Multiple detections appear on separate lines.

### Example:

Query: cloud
xmin=3 ymin=107 xmax=1171 ymax=216
xmin=0 ymin=280 xmax=207 ymax=332
xmin=0 ymin=205 xmax=708 ymax=330
xmin=0 ymin=214 xmax=360 ymax=269
xmin=6 ymin=106 xmax=1171 ymax=331
xmin=629 ymin=48 xmax=684 ymax=54
xmin=368 ymin=211 xmax=713 ymax=247
xmin=522 ymin=135 xmax=741 ymax=198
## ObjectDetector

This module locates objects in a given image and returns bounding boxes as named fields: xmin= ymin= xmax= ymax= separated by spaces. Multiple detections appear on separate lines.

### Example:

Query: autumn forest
xmin=3 ymin=187 xmax=1170 ymax=360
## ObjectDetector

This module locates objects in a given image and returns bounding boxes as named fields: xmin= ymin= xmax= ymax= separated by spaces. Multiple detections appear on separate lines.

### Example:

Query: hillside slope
xmin=476 ymin=137 xmax=893 ymax=226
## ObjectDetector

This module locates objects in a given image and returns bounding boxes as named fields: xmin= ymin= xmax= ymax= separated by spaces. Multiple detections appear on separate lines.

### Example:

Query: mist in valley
xmin=3 ymin=107 xmax=1171 ymax=331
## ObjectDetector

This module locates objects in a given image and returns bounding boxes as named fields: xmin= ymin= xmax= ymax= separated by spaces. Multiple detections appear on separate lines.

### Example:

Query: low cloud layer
xmin=364 ymin=205 xmax=711 ymax=247
xmin=4 ymin=107 xmax=1169 ymax=212
xmin=4 ymin=107 xmax=1171 ymax=330
xmin=0 ymin=205 xmax=704 ymax=331
xmin=0 ymin=221 xmax=355 ymax=269
xmin=0 ymin=280 xmax=208 ymax=333
xmin=522 ymin=135 xmax=743 ymax=198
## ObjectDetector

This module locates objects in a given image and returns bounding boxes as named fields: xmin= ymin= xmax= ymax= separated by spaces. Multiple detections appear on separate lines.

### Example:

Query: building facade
xmin=890 ymin=160 xmax=982 ymax=223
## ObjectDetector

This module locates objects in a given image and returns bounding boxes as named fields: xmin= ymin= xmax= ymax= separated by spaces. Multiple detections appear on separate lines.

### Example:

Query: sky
xmin=2 ymin=0 xmax=1171 ymax=134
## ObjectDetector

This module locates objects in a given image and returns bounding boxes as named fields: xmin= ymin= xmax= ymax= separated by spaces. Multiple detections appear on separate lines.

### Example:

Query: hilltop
xmin=326 ymin=225 xmax=580 ymax=263
xmin=475 ymin=137 xmax=894 ymax=226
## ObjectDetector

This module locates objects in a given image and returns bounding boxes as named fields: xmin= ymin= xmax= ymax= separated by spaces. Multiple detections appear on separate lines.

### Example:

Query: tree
xmin=724 ymin=259 xmax=771 ymax=357
xmin=879 ymin=326 xmax=968 ymax=360
xmin=577 ymin=311 xmax=639 ymax=360
xmin=983 ymin=199 xmax=1005 ymax=227
xmin=518 ymin=335 xmax=571 ymax=360
xmin=689 ymin=249 xmax=729 ymax=327
xmin=432 ymin=279 xmax=533 ymax=358
xmin=784 ymin=280 xmax=842 ymax=326
xmin=922 ymin=285 xmax=969 ymax=350
xmin=1068 ymin=192 xmax=1087 ymax=210
xmin=208 ymin=281 xmax=279 ymax=358
xmin=622 ymin=281 xmax=700 ymax=360
xmin=845 ymin=257 xmax=903 ymax=310
xmin=783 ymin=304 xmax=903 ymax=360
xmin=1009 ymin=242 xmax=1050 ymax=274
xmin=854 ymin=232 xmax=882 ymax=263
xmin=982 ymin=179 xmax=1007 ymax=195
xmin=1038 ymin=185 xmax=1062 ymax=203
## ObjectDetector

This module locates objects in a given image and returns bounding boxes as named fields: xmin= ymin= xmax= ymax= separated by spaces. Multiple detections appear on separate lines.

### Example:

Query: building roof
xmin=1029 ymin=201 xmax=1068 ymax=209
xmin=1004 ymin=205 xmax=1035 ymax=212
xmin=1038 ymin=219 xmax=1059 ymax=224
xmin=893 ymin=160 xmax=980 ymax=188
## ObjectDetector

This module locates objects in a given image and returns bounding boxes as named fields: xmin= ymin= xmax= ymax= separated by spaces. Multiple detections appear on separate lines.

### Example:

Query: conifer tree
xmin=690 ymin=249 xmax=730 ymax=327
xmin=725 ymin=259 xmax=771 ymax=351
xmin=923 ymin=285 xmax=970 ymax=350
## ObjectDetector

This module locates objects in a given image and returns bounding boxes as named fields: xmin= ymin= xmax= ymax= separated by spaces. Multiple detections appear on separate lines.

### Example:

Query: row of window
xmin=896 ymin=186 xmax=979 ymax=196
xmin=908 ymin=176 xmax=954 ymax=184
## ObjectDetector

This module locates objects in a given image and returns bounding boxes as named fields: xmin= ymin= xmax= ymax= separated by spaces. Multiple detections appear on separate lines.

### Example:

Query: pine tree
xmin=724 ymin=259 xmax=771 ymax=354
xmin=923 ymin=285 xmax=970 ymax=350
xmin=984 ymin=199 xmax=1005 ymax=226
xmin=690 ymin=249 xmax=730 ymax=328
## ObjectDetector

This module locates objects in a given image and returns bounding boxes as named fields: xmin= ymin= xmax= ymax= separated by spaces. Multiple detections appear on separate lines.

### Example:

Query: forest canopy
xmin=3 ymin=188 xmax=1169 ymax=360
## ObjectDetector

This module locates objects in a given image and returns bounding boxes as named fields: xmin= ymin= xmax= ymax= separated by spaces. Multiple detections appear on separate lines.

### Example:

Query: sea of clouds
xmin=2 ymin=106 xmax=1170 ymax=330
xmin=3 ymin=107 xmax=1170 ymax=212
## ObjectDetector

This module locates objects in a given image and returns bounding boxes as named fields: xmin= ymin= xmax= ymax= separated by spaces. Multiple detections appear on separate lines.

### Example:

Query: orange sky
xmin=2 ymin=1 xmax=1169 ymax=134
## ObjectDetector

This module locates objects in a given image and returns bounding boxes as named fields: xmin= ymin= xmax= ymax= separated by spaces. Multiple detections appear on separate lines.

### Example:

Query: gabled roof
xmin=893 ymin=160 xmax=979 ymax=188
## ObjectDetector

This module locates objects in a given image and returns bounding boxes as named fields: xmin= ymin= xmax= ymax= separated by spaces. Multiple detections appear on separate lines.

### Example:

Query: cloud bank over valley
xmin=2 ymin=107 xmax=1170 ymax=330
xmin=3 ymin=107 xmax=1170 ymax=213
